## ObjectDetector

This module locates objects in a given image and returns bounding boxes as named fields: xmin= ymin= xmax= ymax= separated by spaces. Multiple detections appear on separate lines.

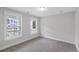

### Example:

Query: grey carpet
xmin=1 ymin=37 xmax=77 ymax=52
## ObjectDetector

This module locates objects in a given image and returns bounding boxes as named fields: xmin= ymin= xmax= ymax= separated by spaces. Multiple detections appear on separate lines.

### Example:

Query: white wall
xmin=41 ymin=12 xmax=75 ymax=44
xmin=0 ymin=8 xmax=40 ymax=50
xmin=75 ymin=8 xmax=79 ymax=51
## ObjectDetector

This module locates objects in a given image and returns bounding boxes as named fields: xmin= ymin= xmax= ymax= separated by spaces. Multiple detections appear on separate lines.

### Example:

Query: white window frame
xmin=4 ymin=11 xmax=22 ymax=40
xmin=30 ymin=17 xmax=38 ymax=34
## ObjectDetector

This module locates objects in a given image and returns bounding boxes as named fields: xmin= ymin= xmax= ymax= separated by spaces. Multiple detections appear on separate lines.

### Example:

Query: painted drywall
xmin=0 ymin=8 xmax=40 ymax=50
xmin=75 ymin=8 xmax=79 ymax=51
xmin=41 ymin=12 xmax=75 ymax=44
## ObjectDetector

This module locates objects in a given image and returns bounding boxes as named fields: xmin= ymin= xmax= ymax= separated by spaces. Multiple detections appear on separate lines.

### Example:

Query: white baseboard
xmin=42 ymin=35 xmax=75 ymax=45
xmin=0 ymin=35 xmax=39 ymax=50
xmin=75 ymin=43 xmax=79 ymax=52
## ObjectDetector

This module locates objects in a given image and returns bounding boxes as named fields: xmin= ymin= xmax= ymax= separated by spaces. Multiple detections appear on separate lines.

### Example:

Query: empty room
xmin=0 ymin=7 xmax=79 ymax=52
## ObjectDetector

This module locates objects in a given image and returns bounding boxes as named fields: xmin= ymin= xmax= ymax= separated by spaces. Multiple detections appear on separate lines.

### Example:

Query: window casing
xmin=30 ymin=17 xmax=37 ymax=34
xmin=4 ymin=11 xmax=22 ymax=40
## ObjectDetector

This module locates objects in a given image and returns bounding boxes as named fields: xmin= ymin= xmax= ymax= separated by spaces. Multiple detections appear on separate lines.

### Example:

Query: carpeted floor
xmin=1 ymin=37 xmax=77 ymax=52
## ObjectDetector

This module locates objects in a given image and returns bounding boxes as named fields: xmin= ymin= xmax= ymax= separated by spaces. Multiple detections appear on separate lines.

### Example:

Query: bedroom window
xmin=32 ymin=20 xmax=36 ymax=29
xmin=30 ymin=17 xmax=37 ymax=34
xmin=5 ymin=13 xmax=22 ymax=40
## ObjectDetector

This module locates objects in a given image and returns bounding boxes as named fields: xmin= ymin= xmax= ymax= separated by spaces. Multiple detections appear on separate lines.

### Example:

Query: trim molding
xmin=0 ymin=35 xmax=40 ymax=51
xmin=42 ymin=35 xmax=75 ymax=45
xmin=75 ymin=43 xmax=79 ymax=52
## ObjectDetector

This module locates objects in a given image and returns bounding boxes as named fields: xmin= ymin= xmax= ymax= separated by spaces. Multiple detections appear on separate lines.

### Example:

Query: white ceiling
xmin=8 ymin=7 xmax=77 ymax=17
